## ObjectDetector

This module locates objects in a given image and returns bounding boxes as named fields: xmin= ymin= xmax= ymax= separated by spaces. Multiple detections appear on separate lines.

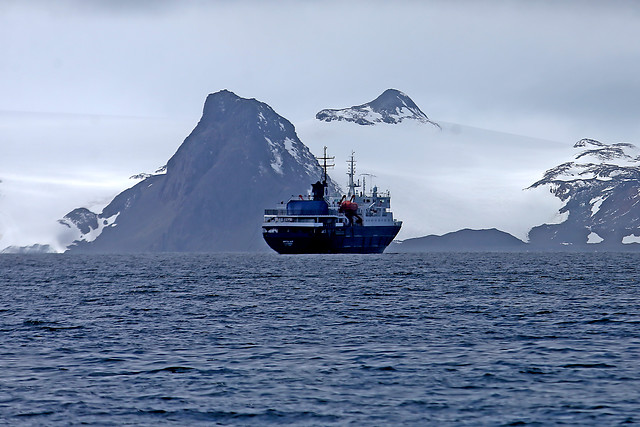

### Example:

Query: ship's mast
xmin=347 ymin=151 xmax=360 ymax=197
xmin=316 ymin=146 xmax=334 ymax=194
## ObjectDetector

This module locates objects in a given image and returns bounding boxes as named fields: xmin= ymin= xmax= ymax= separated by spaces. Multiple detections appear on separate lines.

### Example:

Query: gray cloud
xmin=3 ymin=0 xmax=640 ymax=249
xmin=1 ymin=0 xmax=640 ymax=142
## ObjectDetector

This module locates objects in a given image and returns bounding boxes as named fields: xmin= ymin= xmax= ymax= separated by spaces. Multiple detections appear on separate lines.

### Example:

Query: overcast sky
xmin=2 ymin=0 xmax=640 ymax=142
xmin=2 ymin=0 xmax=640 ymax=249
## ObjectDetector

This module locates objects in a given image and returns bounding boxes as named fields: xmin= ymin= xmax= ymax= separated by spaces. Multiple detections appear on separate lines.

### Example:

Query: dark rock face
xmin=316 ymin=89 xmax=440 ymax=127
xmin=393 ymin=228 xmax=527 ymax=252
xmin=59 ymin=208 xmax=99 ymax=235
xmin=66 ymin=90 xmax=338 ymax=253
xmin=528 ymin=138 xmax=640 ymax=249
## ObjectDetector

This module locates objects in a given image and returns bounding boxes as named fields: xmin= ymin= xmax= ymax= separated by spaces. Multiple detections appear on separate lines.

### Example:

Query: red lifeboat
xmin=339 ymin=200 xmax=358 ymax=214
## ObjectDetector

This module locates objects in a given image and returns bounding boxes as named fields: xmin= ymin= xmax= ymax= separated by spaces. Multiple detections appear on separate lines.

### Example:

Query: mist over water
xmin=1 ymin=253 xmax=638 ymax=425
xmin=0 ymin=112 xmax=193 ymax=250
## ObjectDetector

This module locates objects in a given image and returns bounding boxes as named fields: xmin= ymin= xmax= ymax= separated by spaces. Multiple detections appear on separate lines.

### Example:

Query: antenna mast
xmin=316 ymin=146 xmax=335 ymax=187
xmin=347 ymin=151 xmax=360 ymax=197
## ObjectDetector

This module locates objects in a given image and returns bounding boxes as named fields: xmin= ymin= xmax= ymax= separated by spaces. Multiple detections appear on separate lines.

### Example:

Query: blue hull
xmin=263 ymin=224 xmax=401 ymax=254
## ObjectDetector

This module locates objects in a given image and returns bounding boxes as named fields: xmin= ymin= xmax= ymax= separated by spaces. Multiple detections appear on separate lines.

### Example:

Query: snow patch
xmin=586 ymin=232 xmax=603 ymax=244
xmin=80 ymin=212 xmax=120 ymax=243
xmin=130 ymin=172 xmax=152 ymax=180
xmin=304 ymin=162 xmax=317 ymax=176
xmin=271 ymin=151 xmax=283 ymax=175
xmin=590 ymin=196 xmax=604 ymax=216
xmin=547 ymin=210 xmax=569 ymax=225
xmin=622 ymin=234 xmax=640 ymax=244
xmin=130 ymin=165 xmax=167 ymax=180
xmin=284 ymin=137 xmax=301 ymax=162
xmin=265 ymin=137 xmax=284 ymax=175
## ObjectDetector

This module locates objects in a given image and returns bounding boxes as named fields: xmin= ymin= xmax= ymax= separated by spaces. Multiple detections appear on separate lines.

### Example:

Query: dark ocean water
xmin=0 ymin=253 xmax=639 ymax=426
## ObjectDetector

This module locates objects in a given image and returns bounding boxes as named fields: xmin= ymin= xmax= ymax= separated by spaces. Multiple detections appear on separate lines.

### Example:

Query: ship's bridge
xmin=263 ymin=189 xmax=400 ymax=228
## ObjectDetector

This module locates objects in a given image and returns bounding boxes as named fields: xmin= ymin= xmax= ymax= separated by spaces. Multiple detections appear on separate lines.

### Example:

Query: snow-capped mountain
xmin=64 ymin=90 xmax=338 ymax=252
xmin=316 ymin=89 xmax=440 ymax=128
xmin=528 ymin=138 xmax=640 ymax=248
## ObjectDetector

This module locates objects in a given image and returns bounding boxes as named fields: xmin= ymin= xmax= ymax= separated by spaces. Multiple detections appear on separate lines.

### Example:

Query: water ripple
xmin=0 ymin=252 xmax=639 ymax=425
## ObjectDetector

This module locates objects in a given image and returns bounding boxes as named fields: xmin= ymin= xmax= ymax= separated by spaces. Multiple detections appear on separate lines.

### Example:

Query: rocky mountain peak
xmin=63 ymin=90 xmax=339 ymax=252
xmin=528 ymin=138 xmax=640 ymax=248
xmin=367 ymin=89 xmax=422 ymax=114
xmin=315 ymin=89 xmax=440 ymax=127
xmin=165 ymin=90 xmax=320 ymax=182
xmin=200 ymin=90 xmax=281 ymax=130
xmin=574 ymin=138 xmax=606 ymax=148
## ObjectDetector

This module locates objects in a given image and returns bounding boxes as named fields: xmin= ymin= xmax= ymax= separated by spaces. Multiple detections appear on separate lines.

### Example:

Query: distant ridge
xmin=1 ymin=244 xmax=55 ymax=254
xmin=316 ymin=89 xmax=440 ymax=127
xmin=392 ymin=228 xmax=527 ymax=252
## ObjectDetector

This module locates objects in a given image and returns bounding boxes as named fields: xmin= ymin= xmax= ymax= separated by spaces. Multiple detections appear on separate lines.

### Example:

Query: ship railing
xmin=263 ymin=215 xmax=339 ymax=223
xmin=264 ymin=209 xmax=288 ymax=215
xmin=264 ymin=208 xmax=344 ymax=216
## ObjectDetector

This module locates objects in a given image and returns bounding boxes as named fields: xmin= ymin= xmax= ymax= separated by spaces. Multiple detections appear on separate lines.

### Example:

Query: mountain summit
xmin=316 ymin=89 xmax=440 ymax=127
xmin=63 ymin=90 xmax=338 ymax=252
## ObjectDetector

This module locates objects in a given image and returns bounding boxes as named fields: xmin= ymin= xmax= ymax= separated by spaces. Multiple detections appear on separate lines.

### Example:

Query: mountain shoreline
xmin=4 ymin=89 xmax=640 ymax=253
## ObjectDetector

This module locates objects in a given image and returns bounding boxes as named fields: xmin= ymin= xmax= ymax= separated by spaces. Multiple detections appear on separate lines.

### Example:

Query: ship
xmin=262 ymin=147 xmax=402 ymax=254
